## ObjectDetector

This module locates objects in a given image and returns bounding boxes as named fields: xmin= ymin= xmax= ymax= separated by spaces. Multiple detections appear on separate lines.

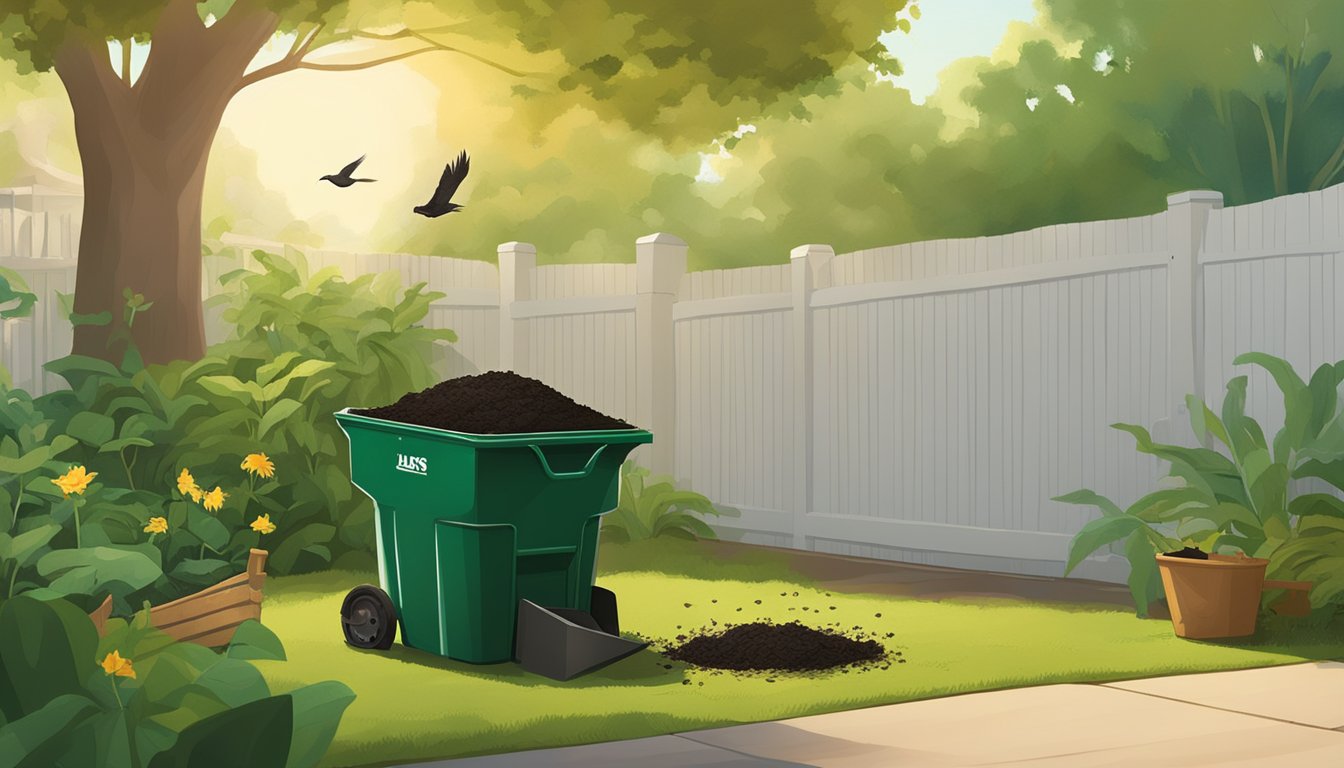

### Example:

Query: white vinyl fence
xmin=5 ymin=186 xmax=1344 ymax=584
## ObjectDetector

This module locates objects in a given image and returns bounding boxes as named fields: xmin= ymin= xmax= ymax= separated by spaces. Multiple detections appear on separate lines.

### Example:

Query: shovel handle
xmin=529 ymin=444 xmax=607 ymax=479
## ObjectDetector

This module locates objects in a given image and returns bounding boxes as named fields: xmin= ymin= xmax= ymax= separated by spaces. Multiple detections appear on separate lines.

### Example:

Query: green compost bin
xmin=333 ymin=408 xmax=652 ymax=664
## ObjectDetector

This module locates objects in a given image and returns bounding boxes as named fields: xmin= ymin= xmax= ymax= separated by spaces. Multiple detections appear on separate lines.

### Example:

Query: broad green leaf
xmin=0 ymin=272 xmax=37 ymax=321
xmin=1245 ymin=461 xmax=1289 ymax=523
xmin=1186 ymin=394 xmax=1230 ymax=448
xmin=0 ymin=524 xmax=60 ymax=568
xmin=1289 ymin=494 xmax=1344 ymax=519
xmin=269 ymin=524 xmax=335 ymax=574
xmin=225 ymin=620 xmax=287 ymax=662
xmin=1110 ymin=423 xmax=1241 ymax=486
xmin=1206 ymin=502 xmax=1263 ymax=536
xmin=0 ymin=596 xmax=100 ymax=721
xmin=196 ymin=376 xmax=260 ymax=406
xmin=284 ymin=681 xmax=355 ymax=768
xmin=1064 ymin=515 xmax=1146 ymax=575
xmin=1126 ymin=487 xmax=1212 ymax=522
xmin=169 ymin=558 xmax=232 ymax=586
xmin=255 ymin=352 xmax=304 ymax=388
xmin=1123 ymin=530 xmax=1161 ymax=617
xmin=192 ymin=657 xmax=272 ymax=707
xmin=186 ymin=507 xmax=230 ymax=552
xmin=260 ymin=360 xmax=335 ymax=402
xmin=257 ymin=399 xmax=303 ymax=440
xmin=0 ymin=693 xmax=99 ymax=768
xmin=1304 ymin=361 xmax=1344 ymax=438
xmin=1220 ymin=376 xmax=1270 ymax=469
xmin=99 ymin=436 xmax=155 ymax=454
xmin=146 ymin=694 xmax=292 ymax=768
xmin=36 ymin=547 xmax=163 ymax=597
xmin=0 ymin=447 xmax=54 ymax=476
xmin=1234 ymin=352 xmax=1310 ymax=463
xmin=42 ymin=355 xmax=121 ymax=391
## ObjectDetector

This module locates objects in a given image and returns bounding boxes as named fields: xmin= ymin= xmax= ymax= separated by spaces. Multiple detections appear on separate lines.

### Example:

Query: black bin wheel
xmin=341 ymin=585 xmax=396 ymax=650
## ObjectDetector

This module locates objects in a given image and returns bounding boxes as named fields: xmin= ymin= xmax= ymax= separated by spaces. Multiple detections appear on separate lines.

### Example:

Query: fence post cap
xmin=635 ymin=232 xmax=686 ymax=247
xmin=497 ymin=241 xmax=537 ymax=255
xmin=1166 ymin=190 xmax=1224 ymax=207
xmin=790 ymin=244 xmax=835 ymax=260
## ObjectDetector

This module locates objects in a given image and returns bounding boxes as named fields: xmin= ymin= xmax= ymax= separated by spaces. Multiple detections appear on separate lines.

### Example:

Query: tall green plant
xmin=0 ymin=596 xmax=353 ymax=768
xmin=165 ymin=247 xmax=457 ymax=573
xmin=601 ymin=462 xmax=737 ymax=542
xmin=1057 ymin=352 xmax=1344 ymax=617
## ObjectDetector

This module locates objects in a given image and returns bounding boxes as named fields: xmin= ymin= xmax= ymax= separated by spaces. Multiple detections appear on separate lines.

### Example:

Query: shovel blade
xmin=516 ymin=599 xmax=647 ymax=681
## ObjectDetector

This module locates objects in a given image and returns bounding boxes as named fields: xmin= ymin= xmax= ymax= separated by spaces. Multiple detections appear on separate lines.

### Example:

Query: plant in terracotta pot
xmin=1056 ymin=352 xmax=1344 ymax=634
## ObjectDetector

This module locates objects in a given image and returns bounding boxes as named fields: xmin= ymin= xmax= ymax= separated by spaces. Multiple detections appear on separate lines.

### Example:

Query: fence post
xmin=634 ymin=233 xmax=686 ymax=476
xmin=1162 ymin=190 xmax=1223 ymax=446
xmin=790 ymin=243 xmax=833 ymax=549
xmin=497 ymin=241 xmax=535 ymax=374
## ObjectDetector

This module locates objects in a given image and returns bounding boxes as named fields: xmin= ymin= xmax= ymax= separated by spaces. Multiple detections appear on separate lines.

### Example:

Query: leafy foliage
xmin=0 ymin=595 xmax=354 ymax=768
xmin=1 ymin=247 xmax=452 ymax=616
xmin=170 ymin=247 xmax=456 ymax=573
xmin=601 ymin=462 xmax=737 ymax=543
xmin=1057 ymin=352 xmax=1344 ymax=617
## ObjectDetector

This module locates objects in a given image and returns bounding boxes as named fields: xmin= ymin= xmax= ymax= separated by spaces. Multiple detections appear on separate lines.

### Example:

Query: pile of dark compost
xmin=664 ymin=620 xmax=885 ymax=672
xmin=353 ymin=370 xmax=635 ymax=433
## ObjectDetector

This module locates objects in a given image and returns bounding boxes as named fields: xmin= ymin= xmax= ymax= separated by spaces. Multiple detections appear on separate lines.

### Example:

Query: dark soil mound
xmin=1164 ymin=546 xmax=1209 ymax=560
xmin=665 ymin=621 xmax=885 ymax=672
xmin=353 ymin=371 xmax=636 ymax=434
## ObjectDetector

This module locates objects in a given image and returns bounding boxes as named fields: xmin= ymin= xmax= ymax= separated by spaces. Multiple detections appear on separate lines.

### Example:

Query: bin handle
xmin=529 ymin=444 xmax=607 ymax=480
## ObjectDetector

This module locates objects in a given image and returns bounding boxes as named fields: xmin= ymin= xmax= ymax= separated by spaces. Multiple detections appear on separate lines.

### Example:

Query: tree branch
xmin=120 ymin=39 xmax=133 ymax=86
xmin=233 ymin=23 xmax=323 ymax=92
xmin=351 ymin=23 xmax=476 ymax=41
xmin=235 ymin=25 xmax=534 ymax=92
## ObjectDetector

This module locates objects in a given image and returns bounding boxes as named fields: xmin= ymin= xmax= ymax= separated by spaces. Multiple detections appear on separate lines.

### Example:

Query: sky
xmin=107 ymin=1 xmax=1041 ymax=247
xmin=880 ymin=0 xmax=1037 ymax=103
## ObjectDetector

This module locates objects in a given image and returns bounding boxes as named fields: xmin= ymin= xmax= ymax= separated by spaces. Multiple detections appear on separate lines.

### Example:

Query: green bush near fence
xmin=0 ymin=247 xmax=454 ymax=617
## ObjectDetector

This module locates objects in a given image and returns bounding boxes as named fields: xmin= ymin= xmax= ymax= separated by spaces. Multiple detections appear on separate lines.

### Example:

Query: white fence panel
xmin=6 ymin=183 xmax=1344 ymax=584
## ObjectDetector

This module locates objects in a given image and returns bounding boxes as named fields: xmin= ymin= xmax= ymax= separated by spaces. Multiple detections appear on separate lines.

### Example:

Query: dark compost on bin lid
xmin=352 ymin=371 xmax=638 ymax=434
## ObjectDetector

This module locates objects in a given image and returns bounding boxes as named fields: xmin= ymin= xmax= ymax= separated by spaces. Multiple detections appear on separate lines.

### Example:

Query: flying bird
xmin=414 ymin=150 xmax=471 ymax=218
xmin=320 ymin=155 xmax=376 ymax=187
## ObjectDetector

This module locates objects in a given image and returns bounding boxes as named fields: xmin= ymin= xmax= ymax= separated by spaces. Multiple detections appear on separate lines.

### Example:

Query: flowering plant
xmin=148 ymin=453 xmax=281 ymax=588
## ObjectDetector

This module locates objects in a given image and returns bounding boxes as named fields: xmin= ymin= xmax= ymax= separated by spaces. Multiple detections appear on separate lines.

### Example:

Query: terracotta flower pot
xmin=1155 ymin=552 xmax=1268 ymax=639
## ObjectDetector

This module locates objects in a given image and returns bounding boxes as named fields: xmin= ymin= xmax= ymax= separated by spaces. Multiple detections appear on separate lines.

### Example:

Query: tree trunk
xmin=66 ymin=103 xmax=216 ymax=365
xmin=51 ymin=0 xmax=279 ymax=366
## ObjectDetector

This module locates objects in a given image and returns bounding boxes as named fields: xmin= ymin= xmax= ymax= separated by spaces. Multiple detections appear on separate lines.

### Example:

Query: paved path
xmin=407 ymin=662 xmax=1344 ymax=767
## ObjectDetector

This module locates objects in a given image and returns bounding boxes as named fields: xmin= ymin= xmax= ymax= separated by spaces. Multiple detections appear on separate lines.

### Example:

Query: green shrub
xmin=1057 ymin=352 xmax=1344 ymax=617
xmin=169 ymin=247 xmax=457 ymax=573
xmin=1 ymin=245 xmax=456 ymax=618
xmin=601 ymin=462 xmax=737 ymax=542
xmin=0 ymin=595 xmax=354 ymax=768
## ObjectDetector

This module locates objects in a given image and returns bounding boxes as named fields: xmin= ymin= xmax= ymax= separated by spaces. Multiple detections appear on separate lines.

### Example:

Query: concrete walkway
xmin=411 ymin=661 xmax=1344 ymax=767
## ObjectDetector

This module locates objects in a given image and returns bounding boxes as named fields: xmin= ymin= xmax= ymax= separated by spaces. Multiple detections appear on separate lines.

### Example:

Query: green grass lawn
xmin=255 ymin=540 xmax=1344 ymax=768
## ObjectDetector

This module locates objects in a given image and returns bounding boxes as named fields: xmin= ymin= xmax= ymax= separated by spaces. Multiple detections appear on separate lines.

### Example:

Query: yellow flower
xmin=143 ymin=517 xmax=168 ymax=535
xmin=240 ymin=453 xmax=275 ymax=479
xmin=52 ymin=466 xmax=97 ymax=497
xmin=176 ymin=468 xmax=202 ymax=499
xmin=202 ymin=486 xmax=226 ymax=512
xmin=250 ymin=514 xmax=276 ymax=535
xmin=101 ymin=651 xmax=135 ymax=679
xmin=189 ymin=488 xmax=202 ymax=503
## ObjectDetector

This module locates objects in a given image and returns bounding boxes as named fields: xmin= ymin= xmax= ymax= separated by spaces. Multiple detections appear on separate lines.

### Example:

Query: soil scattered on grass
xmin=353 ymin=371 xmax=635 ymax=433
xmin=665 ymin=621 xmax=885 ymax=672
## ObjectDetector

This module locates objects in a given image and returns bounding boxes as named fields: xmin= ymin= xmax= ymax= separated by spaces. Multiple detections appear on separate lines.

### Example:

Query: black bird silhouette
xmin=414 ymin=150 xmax=470 ymax=217
xmin=320 ymin=155 xmax=376 ymax=187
